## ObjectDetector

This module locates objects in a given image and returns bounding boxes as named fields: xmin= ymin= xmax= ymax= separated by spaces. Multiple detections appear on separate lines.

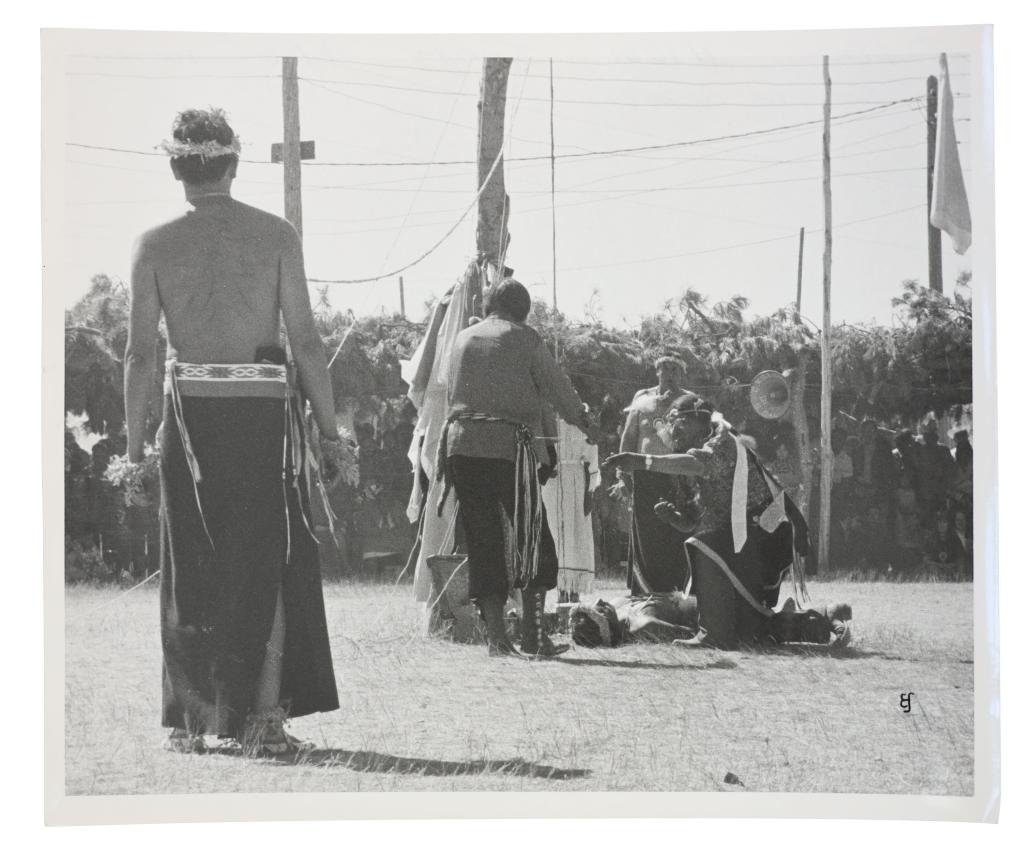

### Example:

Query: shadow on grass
xmin=751 ymin=644 xmax=909 ymax=661
xmin=552 ymin=656 xmax=738 ymax=671
xmin=259 ymin=748 xmax=590 ymax=779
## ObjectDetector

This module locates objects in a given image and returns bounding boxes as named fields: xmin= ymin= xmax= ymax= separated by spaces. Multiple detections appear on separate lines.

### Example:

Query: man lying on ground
xmin=569 ymin=593 xmax=851 ymax=649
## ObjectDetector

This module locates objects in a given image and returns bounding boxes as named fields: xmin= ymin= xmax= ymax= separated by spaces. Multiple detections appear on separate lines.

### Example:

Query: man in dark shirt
xmin=440 ymin=278 xmax=600 ymax=656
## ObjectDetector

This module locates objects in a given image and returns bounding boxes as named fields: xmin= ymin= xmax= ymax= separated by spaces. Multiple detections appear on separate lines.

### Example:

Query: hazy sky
xmin=61 ymin=45 xmax=974 ymax=328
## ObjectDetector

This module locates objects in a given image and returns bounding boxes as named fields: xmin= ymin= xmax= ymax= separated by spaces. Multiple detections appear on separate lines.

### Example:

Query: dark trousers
xmin=448 ymin=455 xmax=557 ymax=602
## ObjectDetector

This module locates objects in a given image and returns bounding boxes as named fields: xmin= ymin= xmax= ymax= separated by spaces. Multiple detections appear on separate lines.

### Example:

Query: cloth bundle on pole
xmin=541 ymin=419 xmax=599 ymax=595
xmin=401 ymin=260 xmax=484 ymax=602
xmin=930 ymin=52 xmax=972 ymax=254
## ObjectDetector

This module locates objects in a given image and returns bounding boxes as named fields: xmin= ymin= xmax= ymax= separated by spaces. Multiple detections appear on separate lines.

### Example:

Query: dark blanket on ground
xmin=159 ymin=394 xmax=338 ymax=738
xmin=627 ymin=470 xmax=690 ymax=594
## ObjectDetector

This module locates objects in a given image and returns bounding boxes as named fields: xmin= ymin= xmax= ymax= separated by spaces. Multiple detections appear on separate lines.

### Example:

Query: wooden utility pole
xmin=926 ymin=74 xmax=943 ymax=292
xmin=796 ymin=226 xmax=805 ymax=311
xmin=398 ymin=276 xmax=406 ymax=319
xmin=788 ymin=352 xmax=814 ymax=521
xmin=282 ymin=57 xmax=303 ymax=237
xmin=817 ymin=56 xmax=834 ymax=574
xmin=476 ymin=58 xmax=513 ymax=280
xmin=550 ymin=58 xmax=558 ymax=312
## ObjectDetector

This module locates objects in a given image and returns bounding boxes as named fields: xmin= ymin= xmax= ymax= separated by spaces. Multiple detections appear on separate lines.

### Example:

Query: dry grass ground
xmin=65 ymin=579 xmax=973 ymax=796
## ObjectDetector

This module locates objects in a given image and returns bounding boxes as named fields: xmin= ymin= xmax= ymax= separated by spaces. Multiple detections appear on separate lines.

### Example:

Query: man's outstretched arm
xmin=124 ymin=236 xmax=161 ymax=463
xmin=603 ymin=451 xmax=707 ymax=477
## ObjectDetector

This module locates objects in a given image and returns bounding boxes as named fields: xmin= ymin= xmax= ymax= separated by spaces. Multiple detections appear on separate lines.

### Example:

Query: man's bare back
xmin=135 ymin=195 xmax=295 ymax=364
xmin=127 ymin=192 xmax=337 ymax=460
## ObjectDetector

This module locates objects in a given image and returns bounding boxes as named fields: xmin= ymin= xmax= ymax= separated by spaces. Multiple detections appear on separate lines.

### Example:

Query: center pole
xmin=817 ymin=55 xmax=834 ymax=574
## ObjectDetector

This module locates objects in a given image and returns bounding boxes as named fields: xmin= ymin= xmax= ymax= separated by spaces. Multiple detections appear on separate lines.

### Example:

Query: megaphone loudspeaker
xmin=750 ymin=370 xmax=791 ymax=420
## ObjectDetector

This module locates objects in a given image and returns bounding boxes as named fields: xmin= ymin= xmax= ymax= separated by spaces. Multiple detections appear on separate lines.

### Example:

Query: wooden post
xmin=476 ymin=58 xmax=513 ymax=279
xmin=817 ymin=56 xmax=834 ymax=574
xmin=926 ymin=74 xmax=943 ymax=292
xmin=788 ymin=351 xmax=813 ymax=521
xmin=550 ymin=58 xmax=558 ymax=312
xmin=282 ymin=57 xmax=302 ymax=237
xmin=398 ymin=276 xmax=406 ymax=319
xmin=796 ymin=226 xmax=805 ymax=311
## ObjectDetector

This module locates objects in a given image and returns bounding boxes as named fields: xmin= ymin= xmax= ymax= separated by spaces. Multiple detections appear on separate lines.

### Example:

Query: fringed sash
xmin=164 ymin=359 xmax=320 ymax=562
xmin=755 ymin=456 xmax=810 ymax=609
xmin=686 ymin=431 xmax=810 ymax=612
xmin=684 ymin=537 xmax=776 ymax=618
xmin=435 ymin=412 xmax=545 ymax=589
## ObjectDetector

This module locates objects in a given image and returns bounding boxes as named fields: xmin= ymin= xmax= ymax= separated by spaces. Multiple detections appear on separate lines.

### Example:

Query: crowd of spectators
xmin=826 ymin=416 xmax=973 ymax=578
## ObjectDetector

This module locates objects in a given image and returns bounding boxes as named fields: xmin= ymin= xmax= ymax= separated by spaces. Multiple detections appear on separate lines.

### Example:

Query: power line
xmin=248 ymin=165 xmax=945 ymax=195
xmin=67 ymin=52 xmax=969 ymax=65
xmin=561 ymin=203 xmax=926 ymax=273
xmin=303 ymin=138 xmax=930 ymax=195
xmin=302 ymin=77 xmax=583 ymax=154
xmin=304 ymin=74 xmax=960 ymax=108
xmin=64 ymin=155 xmax=934 ymax=231
xmin=302 ymin=159 xmax=935 ymax=237
xmin=66 ymin=71 xmax=278 ymax=80
xmin=64 ymin=67 xmax=970 ymax=109
xmin=65 ymin=96 xmax=928 ymax=170
xmin=67 ymin=53 xmax=281 ymax=60
xmin=66 ymin=108 xmax=947 ymax=209
xmin=66 ymin=120 xmax=924 ymax=200
xmin=299 ymin=56 xmax=969 ymax=87
xmin=549 ymin=55 xmax=970 ymax=69
xmin=307 ymin=58 xmax=535 ymax=286
xmin=67 ymin=52 xmax=970 ymax=71
xmin=63 ymin=117 xmax=940 ymax=208
xmin=542 ymin=165 xmax=957 ymax=195
xmin=65 ymin=142 xmax=273 ymax=164
xmin=307 ymin=96 xmax=928 ymax=163
xmin=560 ymin=137 xmax=927 ymax=193
xmin=374 ymin=64 xmax=474 ymax=276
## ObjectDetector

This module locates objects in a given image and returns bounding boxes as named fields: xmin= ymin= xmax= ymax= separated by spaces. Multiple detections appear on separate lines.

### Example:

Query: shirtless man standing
xmin=615 ymin=356 xmax=692 ymax=595
xmin=124 ymin=108 xmax=341 ymax=754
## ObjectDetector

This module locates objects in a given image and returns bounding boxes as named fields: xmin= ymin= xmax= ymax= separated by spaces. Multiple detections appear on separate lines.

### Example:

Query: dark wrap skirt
xmin=159 ymin=364 xmax=338 ymax=737
xmin=683 ymin=495 xmax=810 ymax=648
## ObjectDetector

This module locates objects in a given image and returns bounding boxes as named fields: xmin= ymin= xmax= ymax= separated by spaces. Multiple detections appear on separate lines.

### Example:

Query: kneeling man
xmin=603 ymin=393 xmax=851 ymax=650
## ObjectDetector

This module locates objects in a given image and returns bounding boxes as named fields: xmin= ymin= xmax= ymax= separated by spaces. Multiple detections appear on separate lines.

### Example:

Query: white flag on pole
xmin=930 ymin=52 xmax=972 ymax=254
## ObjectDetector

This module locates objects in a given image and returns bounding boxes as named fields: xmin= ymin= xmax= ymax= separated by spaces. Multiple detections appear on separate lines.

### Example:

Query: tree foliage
xmin=65 ymin=274 xmax=165 ymax=437
xmin=829 ymin=279 xmax=972 ymax=421
xmin=65 ymin=327 xmax=124 ymax=435
xmin=64 ymin=272 xmax=973 ymax=441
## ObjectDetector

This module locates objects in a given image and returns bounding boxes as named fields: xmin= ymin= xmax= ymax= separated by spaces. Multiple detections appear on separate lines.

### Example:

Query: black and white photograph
xmin=42 ymin=24 xmax=998 ymax=824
